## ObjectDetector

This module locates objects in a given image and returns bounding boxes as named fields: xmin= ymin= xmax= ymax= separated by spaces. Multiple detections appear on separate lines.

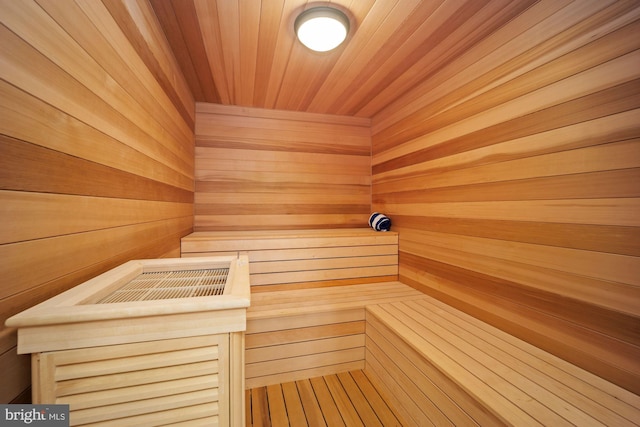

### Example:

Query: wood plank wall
xmin=195 ymin=103 xmax=371 ymax=231
xmin=0 ymin=0 xmax=194 ymax=403
xmin=371 ymin=0 xmax=640 ymax=394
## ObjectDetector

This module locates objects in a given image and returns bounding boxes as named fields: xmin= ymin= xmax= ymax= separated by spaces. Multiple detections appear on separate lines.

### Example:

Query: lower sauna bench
xmin=245 ymin=282 xmax=424 ymax=389
xmin=180 ymin=228 xmax=418 ymax=388
xmin=365 ymin=296 xmax=640 ymax=426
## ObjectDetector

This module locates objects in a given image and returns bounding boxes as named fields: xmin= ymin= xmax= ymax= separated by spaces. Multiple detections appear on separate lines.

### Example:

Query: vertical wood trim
xmin=230 ymin=332 xmax=245 ymax=427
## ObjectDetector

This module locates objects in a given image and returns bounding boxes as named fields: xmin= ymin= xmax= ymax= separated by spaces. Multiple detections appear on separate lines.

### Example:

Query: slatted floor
xmin=245 ymin=370 xmax=405 ymax=426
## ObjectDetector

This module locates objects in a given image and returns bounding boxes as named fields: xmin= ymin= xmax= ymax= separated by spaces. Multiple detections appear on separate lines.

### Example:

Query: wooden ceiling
xmin=150 ymin=0 xmax=537 ymax=117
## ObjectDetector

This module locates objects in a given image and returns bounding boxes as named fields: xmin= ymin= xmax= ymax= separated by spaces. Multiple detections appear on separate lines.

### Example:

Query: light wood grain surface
xmin=194 ymin=105 xmax=371 ymax=231
xmin=0 ymin=0 xmax=195 ymax=402
xmin=367 ymin=297 xmax=640 ymax=426
xmin=371 ymin=0 xmax=640 ymax=395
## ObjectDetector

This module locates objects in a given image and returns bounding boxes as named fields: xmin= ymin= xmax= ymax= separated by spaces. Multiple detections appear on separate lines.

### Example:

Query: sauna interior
xmin=1 ymin=0 xmax=639 ymax=424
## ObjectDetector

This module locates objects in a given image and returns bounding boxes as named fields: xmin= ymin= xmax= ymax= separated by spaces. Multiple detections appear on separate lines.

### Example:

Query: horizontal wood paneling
xmin=0 ymin=0 xmax=194 ymax=403
xmin=195 ymin=104 xmax=371 ymax=231
xmin=35 ymin=335 xmax=224 ymax=425
xmin=0 ymin=136 xmax=193 ymax=203
xmin=391 ymin=216 xmax=640 ymax=258
xmin=181 ymin=229 xmax=398 ymax=290
xmin=371 ymin=1 xmax=640 ymax=394
xmin=372 ymin=0 xmax=640 ymax=137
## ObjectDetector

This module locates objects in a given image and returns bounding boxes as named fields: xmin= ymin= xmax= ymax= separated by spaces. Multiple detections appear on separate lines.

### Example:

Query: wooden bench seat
xmin=183 ymin=229 xmax=640 ymax=424
xmin=365 ymin=296 xmax=640 ymax=426
xmin=181 ymin=229 xmax=421 ymax=389
xmin=245 ymin=281 xmax=423 ymax=389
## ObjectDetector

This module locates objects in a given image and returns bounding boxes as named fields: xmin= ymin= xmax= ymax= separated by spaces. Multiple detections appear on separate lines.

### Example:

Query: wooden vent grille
xmin=95 ymin=268 xmax=229 ymax=303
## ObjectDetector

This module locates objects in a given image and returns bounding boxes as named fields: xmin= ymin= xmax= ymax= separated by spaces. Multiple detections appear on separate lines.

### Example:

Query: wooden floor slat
xmin=250 ymin=387 xmax=271 ymax=426
xmin=282 ymin=382 xmax=308 ymax=426
xmin=324 ymin=374 xmax=364 ymax=427
xmin=309 ymin=376 xmax=346 ymax=427
xmin=246 ymin=371 xmax=404 ymax=426
xmin=297 ymin=379 xmax=327 ymax=427
xmin=266 ymin=384 xmax=288 ymax=426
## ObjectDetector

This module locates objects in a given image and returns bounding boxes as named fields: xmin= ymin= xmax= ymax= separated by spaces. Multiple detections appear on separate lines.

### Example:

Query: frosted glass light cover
xmin=295 ymin=7 xmax=349 ymax=52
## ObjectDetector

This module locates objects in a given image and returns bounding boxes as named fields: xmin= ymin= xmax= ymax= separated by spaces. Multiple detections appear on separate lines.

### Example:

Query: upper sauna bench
xmin=181 ymin=228 xmax=399 ymax=290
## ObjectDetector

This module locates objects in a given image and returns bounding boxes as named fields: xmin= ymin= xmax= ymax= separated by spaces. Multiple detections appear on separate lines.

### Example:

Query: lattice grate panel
xmin=95 ymin=268 xmax=229 ymax=303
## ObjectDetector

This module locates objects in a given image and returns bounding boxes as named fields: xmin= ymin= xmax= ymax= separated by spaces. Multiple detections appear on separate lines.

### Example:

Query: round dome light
xmin=295 ymin=7 xmax=350 ymax=52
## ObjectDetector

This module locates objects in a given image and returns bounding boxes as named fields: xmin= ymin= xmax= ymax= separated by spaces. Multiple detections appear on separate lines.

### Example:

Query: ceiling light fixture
xmin=295 ymin=7 xmax=350 ymax=52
